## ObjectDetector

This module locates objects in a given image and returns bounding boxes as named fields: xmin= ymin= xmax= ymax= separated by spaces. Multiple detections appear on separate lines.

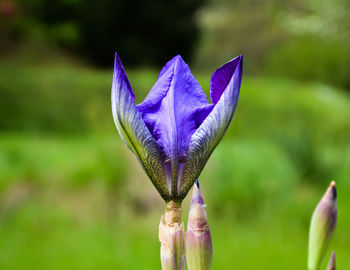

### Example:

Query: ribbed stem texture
xmin=159 ymin=201 xmax=185 ymax=270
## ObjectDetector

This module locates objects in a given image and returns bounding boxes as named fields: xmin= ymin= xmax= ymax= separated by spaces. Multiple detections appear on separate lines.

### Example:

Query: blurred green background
xmin=0 ymin=0 xmax=349 ymax=269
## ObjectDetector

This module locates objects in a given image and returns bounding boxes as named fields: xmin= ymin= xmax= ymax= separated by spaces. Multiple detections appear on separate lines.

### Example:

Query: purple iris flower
xmin=112 ymin=53 xmax=243 ymax=202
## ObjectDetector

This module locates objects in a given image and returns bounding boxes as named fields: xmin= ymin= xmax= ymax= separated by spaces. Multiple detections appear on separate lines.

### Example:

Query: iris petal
xmin=112 ymin=53 xmax=170 ymax=200
xmin=179 ymin=55 xmax=243 ymax=198
xmin=210 ymin=55 xmax=243 ymax=104
xmin=137 ymin=55 xmax=213 ymax=198
xmin=137 ymin=55 xmax=213 ymax=159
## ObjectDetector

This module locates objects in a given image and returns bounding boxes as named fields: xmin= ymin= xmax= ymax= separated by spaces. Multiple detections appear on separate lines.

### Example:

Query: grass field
xmin=0 ymin=54 xmax=350 ymax=269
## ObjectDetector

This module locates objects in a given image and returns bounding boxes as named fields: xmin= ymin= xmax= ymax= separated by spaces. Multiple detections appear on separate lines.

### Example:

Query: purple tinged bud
xmin=326 ymin=251 xmax=336 ymax=270
xmin=308 ymin=181 xmax=337 ymax=270
xmin=186 ymin=180 xmax=213 ymax=270
xmin=191 ymin=179 xmax=205 ymax=206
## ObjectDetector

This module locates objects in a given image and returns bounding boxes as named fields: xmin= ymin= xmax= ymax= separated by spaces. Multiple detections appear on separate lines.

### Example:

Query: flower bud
xmin=159 ymin=201 xmax=185 ymax=270
xmin=326 ymin=251 xmax=336 ymax=270
xmin=308 ymin=181 xmax=337 ymax=270
xmin=186 ymin=180 xmax=213 ymax=270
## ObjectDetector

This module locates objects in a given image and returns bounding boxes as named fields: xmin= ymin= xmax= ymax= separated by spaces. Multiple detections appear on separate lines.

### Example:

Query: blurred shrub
xmin=195 ymin=2 xmax=285 ymax=74
xmin=11 ymin=0 xmax=206 ymax=66
xmin=195 ymin=76 xmax=350 ymax=217
xmin=203 ymin=140 xmax=299 ymax=217
xmin=0 ymin=57 xmax=111 ymax=133
xmin=264 ymin=37 xmax=350 ymax=88
xmin=0 ymin=135 xmax=128 ymax=192
xmin=0 ymin=0 xmax=21 ymax=39
xmin=232 ymin=77 xmax=350 ymax=185
xmin=195 ymin=0 xmax=350 ymax=89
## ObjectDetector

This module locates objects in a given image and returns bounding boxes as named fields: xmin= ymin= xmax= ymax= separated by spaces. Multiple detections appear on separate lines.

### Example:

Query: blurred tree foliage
xmin=1 ymin=0 xmax=206 ymax=66
xmin=195 ymin=0 xmax=350 ymax=89
xmin=1 ymin=0 xmax=349 ymax=88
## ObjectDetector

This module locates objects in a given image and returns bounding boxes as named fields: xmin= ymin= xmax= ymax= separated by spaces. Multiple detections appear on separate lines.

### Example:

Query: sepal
xmin=111 ymin=53 xmax=170 ymax=200
xmin=179 ymin=56 xmax=243 ymax=198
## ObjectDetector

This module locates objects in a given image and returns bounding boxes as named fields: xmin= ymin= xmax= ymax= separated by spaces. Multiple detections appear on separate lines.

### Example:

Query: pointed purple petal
xmin=111 ymin=53 xmax=170 ymax=200
xmin=191 ymin=179 xmax=204 ymax=207
xmin=136 ymin=55 xmax=213 ymax=197
xmin=157 ymin=55 xmax=178 ymax=79
xmin=137 ymin=56 xmax=212 ymax=159
xmin=210 ymin=55 xmax=243 ymax=104
xmin=179 ymin=56 xmax=243 ymax=198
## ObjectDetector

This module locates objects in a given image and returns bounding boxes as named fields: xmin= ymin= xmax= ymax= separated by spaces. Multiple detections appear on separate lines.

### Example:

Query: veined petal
xmin=112 ymin=53 xmax=169 ymax=200
xmin=137 ymin=55 xmax=213 ymax=197
xmin=137 ymin=55 xmax=212 ymax=159
xmin=179 ymin=56 xmax=243 ymax=198
xmin=210 ymin=55 xmax=243 ymax=104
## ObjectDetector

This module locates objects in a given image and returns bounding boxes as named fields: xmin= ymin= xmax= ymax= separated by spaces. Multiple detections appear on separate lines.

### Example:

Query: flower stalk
xmin=159 ymin=201 xmax=185 ymax=270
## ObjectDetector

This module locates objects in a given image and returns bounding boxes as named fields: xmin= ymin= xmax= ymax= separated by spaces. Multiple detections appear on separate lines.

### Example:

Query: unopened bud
xmin=308 ymin=181 xmax=337 ymax=270
xmin=186 ymin=180 xmax=213 ymax=270
xmin=159 ymin=201 xmax=185 ymax=270
xmin=326 ymin=251 xmax=336 ymax=270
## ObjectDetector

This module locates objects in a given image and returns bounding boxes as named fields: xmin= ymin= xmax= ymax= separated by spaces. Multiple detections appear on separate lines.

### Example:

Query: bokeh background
xmin=0 ymin=0 xmax=350 ymax=269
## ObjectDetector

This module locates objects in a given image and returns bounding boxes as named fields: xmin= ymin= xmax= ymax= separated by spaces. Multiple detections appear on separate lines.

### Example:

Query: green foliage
xmin=265 ymin=37 xmax=350 ymax=88
xmin=204 ymin=140 xmax=299 ymax=216
xmin=0 ymin=135 xmax=128 ymax=191
xmin=0 ymin=58 xmax=349 ymax=269
xmin=0 ymin=56 xmax=111 ymax=133
xmin=194 ymin=0 xmax=350 ymax=89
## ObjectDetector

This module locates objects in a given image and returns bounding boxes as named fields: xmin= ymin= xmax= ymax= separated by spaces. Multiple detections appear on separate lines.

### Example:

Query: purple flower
xmin=112 ymin=53 xmax=243 ymax=202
